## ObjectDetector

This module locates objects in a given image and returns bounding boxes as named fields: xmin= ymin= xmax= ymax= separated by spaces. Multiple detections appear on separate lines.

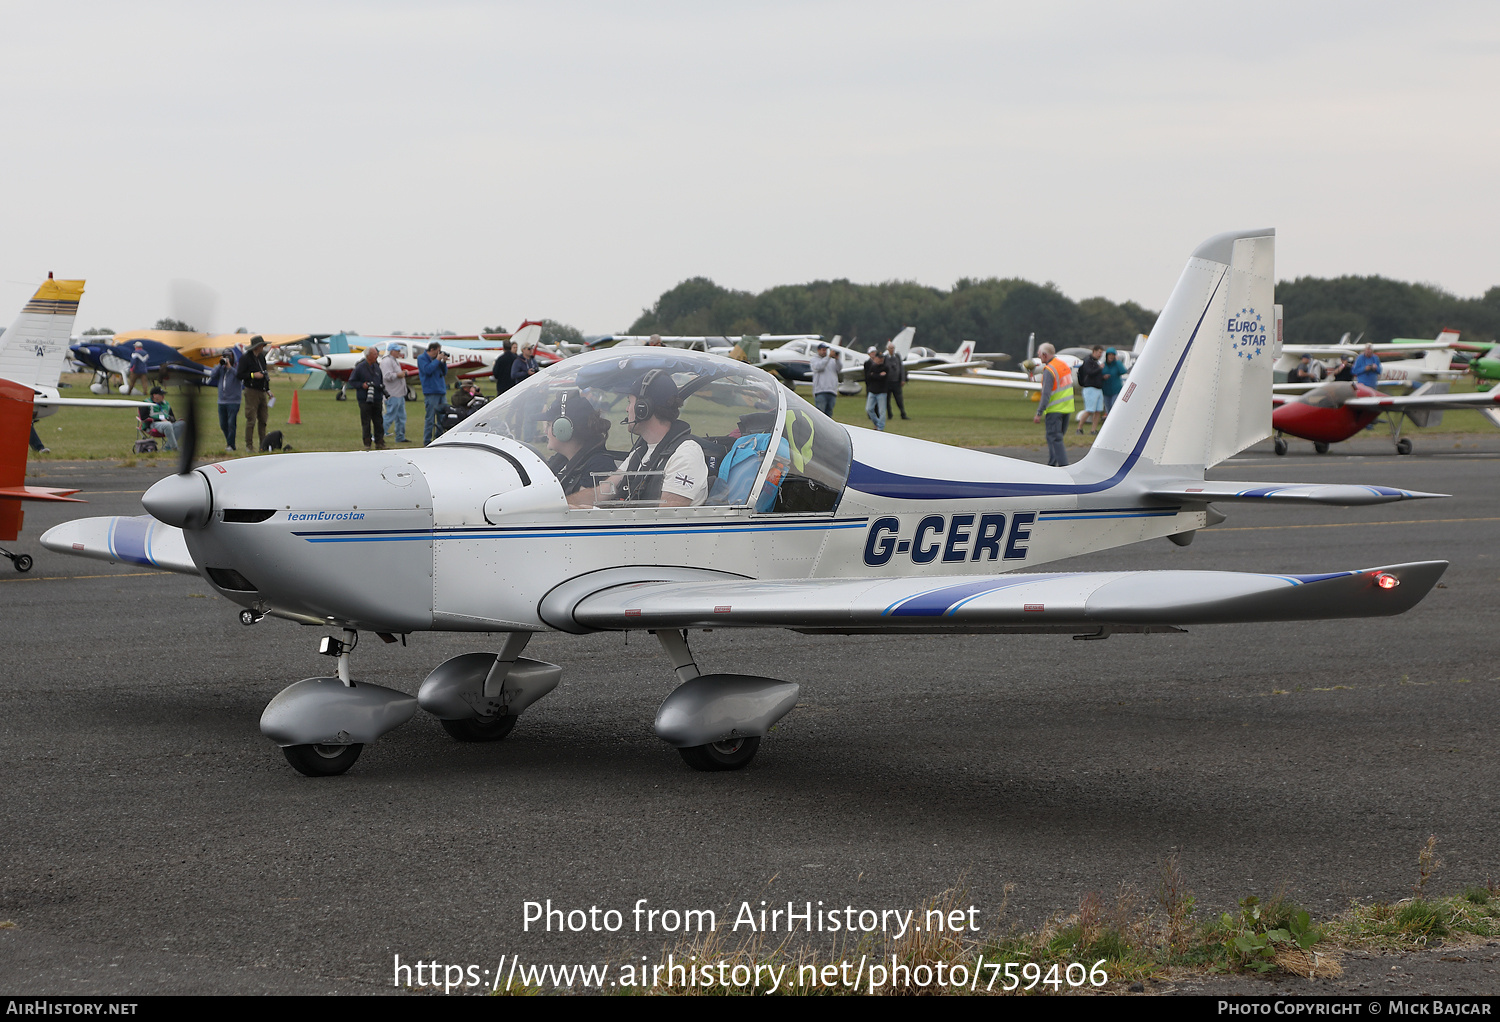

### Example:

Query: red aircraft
xmin=0 ymin=379 xmax=85 ymax=571
xmin=1271 ymin=380 xmax=1500 ymax=456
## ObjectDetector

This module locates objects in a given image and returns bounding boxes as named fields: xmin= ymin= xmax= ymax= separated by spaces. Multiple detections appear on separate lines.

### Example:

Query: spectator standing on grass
xmin=1032 ymin=342 xmax=1074 ymax=467
xmin=206 ymin=345 xmax=243 ymax=450
xmin=863 ymin=346 xmax=890 ymax=431
xmin=1353 ymin=344 xmax=1382 ymax=388
xmin=491 ymin=339 xmax=517 ymax=397
xmin=127 ymin=342 xmax=150 ymax=395
xmin=1077 ymin=345 xmax=1105 ymax=435
xmin=350 ymin=345 xmax=387 ymax=450
xmin=510 ymin=341 xmax=540 ymax=387
xmin=810 ymin=341 xmax=839 ymax=417
xmin=380 ymin=343 xmax=409 ymax=444
xmin=1100 ymin=348 xmax=1126 ymax=423
xmin=418 ymin=341 xmax=449 ymax=445
xmin=235 ymin=335 xmax=272 ymax=453
xmin=884 ymin=339 xmax=910 ymax=420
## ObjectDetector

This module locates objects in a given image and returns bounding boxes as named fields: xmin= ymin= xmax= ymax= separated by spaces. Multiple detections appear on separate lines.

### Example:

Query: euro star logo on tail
xmin=1228 ymin=307 xmax=1267 ymax=359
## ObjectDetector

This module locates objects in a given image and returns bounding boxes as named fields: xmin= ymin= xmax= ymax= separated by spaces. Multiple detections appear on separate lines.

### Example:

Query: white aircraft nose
xmin=142 ymin=472 xmax=212 ymax=529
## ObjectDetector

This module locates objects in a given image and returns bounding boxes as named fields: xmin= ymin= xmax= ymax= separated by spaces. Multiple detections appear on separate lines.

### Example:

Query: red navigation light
xmin=1375 ymin=572 xmax=1400 ymax=590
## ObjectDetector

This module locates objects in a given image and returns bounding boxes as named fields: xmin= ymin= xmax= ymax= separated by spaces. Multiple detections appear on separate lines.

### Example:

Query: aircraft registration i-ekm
xmin=43 ymin=229 xmax=1450 ymax=778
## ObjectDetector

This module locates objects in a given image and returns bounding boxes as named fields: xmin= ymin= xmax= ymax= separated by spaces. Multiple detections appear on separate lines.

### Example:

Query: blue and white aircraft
xmin=42 ymin=229 xmax=1448 ymax=777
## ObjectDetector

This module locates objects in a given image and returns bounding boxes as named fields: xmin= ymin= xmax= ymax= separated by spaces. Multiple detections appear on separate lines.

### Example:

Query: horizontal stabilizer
xmin=1146 ymin=481 xmax=1445 ymax=505
xmin=40 ymin=515 xmax=198 ymax=575
xmin=0 ymin=485 xmax=83 ymax=502
xmin=562 ymin=561 xmax=1446 ymax=634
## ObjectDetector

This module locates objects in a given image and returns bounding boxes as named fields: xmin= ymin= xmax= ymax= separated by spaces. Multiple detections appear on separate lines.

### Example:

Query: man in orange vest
xmin=1031 ymin=342 xmax=1075 ymax=467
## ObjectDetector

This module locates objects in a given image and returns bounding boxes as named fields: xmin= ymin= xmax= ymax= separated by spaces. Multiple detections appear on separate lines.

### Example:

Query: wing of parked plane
xmin=1343 ymin=381 xmax=1500 ymax=413
xmin=548 ymin=561 xmax=1445 ymax=635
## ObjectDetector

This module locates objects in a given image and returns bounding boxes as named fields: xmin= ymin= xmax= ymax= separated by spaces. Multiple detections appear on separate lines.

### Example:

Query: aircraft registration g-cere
xmin=43 ymin=229 xmax=1449 ymax=777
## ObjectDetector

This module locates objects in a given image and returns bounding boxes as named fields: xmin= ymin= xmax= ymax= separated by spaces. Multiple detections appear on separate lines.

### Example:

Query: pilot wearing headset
xmin=614 ymin=369 xmax=707 ymax=507
xmin=541 ymin=389 xmax=619 ymax=508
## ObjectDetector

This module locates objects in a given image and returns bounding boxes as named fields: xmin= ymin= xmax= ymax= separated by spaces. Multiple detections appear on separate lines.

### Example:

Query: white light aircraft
xmin=42 ymin=230 xmax=1448 ymax=778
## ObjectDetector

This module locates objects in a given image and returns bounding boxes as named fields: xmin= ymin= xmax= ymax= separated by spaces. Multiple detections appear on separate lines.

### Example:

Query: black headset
xmin=626 ymin=369 xmax=671 ymax=425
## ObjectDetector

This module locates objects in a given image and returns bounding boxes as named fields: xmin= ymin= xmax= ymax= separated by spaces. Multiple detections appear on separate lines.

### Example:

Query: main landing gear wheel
xmin=1273 ymin=438 xmax=1288 ymax=456
xmin=11 ymin=554 xmax=33 ymax=573
xmin=1396 ymin=437 xmax=1414 ymax=455
xmin=283 ymin=743 xmax=363 ymax=777
xmin=1313 ymin=442 xmax=1330 ymax=454
xmin=441 ymin=713 xmax=517 ymax=743
xmin=678 ymin=736 xmax=761 ymax=772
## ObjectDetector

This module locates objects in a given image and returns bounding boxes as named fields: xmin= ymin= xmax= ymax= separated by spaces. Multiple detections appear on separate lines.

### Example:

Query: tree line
xmin=624 ymin=274 xmax=1500 ymax=358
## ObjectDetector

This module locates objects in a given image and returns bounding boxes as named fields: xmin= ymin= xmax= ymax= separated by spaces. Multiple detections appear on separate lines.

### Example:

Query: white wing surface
xmin=552 ymin=561 xmax=1446 ymax=634
xmin=40 ymin=515 xmax=199 ymax=575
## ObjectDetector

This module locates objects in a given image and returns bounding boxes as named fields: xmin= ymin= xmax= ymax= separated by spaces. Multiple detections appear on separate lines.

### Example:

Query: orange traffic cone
xmin=288 ymin=389 xmax=302 ymax=425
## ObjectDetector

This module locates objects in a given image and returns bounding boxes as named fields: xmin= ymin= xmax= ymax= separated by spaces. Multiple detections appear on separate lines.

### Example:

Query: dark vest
xmin=618 ymin=420 xmax=695 ymax=505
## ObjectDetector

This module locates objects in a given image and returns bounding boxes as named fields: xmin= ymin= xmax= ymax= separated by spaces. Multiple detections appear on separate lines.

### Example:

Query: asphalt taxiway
xmin=2 ymin=435 xmax=1497 ymax=995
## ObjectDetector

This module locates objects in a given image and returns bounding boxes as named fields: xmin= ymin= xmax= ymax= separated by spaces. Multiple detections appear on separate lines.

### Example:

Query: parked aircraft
xmin=300 ymin=324 xmax=544 ymax=383
xmin=42 ymin=229 xmax=1447 ymax=778
xmin=1271 ymin=379 xmax=1500 ymax=455
xmin=1275 ymin=331 xmax=1465 ymax=390
xmin=1453 ymin=341 xmax=1500 ymax=385
xmin=0 ymin=275 xmax=135 ymax=571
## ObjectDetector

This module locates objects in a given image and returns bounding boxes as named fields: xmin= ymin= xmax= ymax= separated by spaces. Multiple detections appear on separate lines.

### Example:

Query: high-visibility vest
xmin=1043 ymin=358 xmax=1075 ymax=414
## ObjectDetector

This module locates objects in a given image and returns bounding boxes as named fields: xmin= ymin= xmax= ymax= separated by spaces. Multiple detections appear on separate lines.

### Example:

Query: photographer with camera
xmin=350 ymin=345 xmax=388 ymax=450
xmin=206 ymin=343 xmax=243 ymax=450
xmin=417 ymin=340 xmax=450 ymax=445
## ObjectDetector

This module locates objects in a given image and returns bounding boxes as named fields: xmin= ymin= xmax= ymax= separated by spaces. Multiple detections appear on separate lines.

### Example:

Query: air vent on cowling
xmin=221 ymin=509 xmax=276 ymax=523
xmin=205 ymin=566 xmax=258 ymax=592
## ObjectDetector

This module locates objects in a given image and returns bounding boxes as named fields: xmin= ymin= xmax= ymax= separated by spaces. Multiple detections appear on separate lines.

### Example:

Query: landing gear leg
xmin=1390 ymin=414 xmax=1413 ymax=455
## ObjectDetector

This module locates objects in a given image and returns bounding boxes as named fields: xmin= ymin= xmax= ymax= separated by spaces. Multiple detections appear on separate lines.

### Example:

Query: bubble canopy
xmin=457 ymin=349 xmax=852 ymax=512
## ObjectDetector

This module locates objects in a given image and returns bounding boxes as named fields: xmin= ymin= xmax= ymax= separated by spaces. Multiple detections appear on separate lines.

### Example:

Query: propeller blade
xmin=172 ymin=376 xmax=200 ymax=475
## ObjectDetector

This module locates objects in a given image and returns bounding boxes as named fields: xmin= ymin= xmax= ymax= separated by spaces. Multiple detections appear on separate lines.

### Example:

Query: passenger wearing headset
xmin=542 ymin=389 xmax=619 ymax=508
xmin=614 ymin=369 xmax=707 ymax=507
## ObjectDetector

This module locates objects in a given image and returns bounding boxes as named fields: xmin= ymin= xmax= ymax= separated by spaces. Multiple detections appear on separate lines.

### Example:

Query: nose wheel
xmin=1313 ymin=442 xmax=1330 ymax=454
xmin=283 ymin=742 xmax=364 ymax=776
xmin=678 ymin=737 xmax=761 ymax=772
xmin=2 ymin=547 xmax=33 ymax=572
xmin=1273 ymin=437 xmax=1288 ymax=456
xmin=440 ymin=712 xmax=517 ymax=742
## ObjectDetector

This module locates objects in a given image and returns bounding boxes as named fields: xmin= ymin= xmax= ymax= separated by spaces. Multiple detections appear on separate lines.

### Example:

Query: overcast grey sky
xmin=2 ymin=1 xmax=1495 ymax=336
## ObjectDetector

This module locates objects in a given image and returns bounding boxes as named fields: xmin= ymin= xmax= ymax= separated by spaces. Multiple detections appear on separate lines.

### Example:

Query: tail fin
xmin=1423 ymin=328 xmax=1461 ymax=375
xmin=0 ymin=275 xmax=85 ymax=391
xmin=1086 ymin=229 xmax=1274 ymax=473
xmin=891 ymin=326 xmax=915 ymax=358
xmin=954 ymin=339 xmax=976 ymax=363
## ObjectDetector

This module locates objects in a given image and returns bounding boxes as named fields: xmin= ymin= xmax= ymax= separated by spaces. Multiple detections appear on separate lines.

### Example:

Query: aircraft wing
xmin=907 ymin=371 xmax=1039 ymax=392
xmin=1282 ymin=342 xmax=1455 ymax=356
xmin=1344 ymin=384 xmax=1500 ymax=413
xmin=558 ymin=562 xmax=1446 ymax=634
xmin=1146 ymin=480 xmax=1445 ymax=505
xmin=39 ymin=515 xmax=199 ymax=575
xmin=33 ymin=397 xmax=152 ymax=409
xmin=1271 ymin=380 xmax=1405 ymax=394
xmin=906 ymin=360 xmax=993 ymax=375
